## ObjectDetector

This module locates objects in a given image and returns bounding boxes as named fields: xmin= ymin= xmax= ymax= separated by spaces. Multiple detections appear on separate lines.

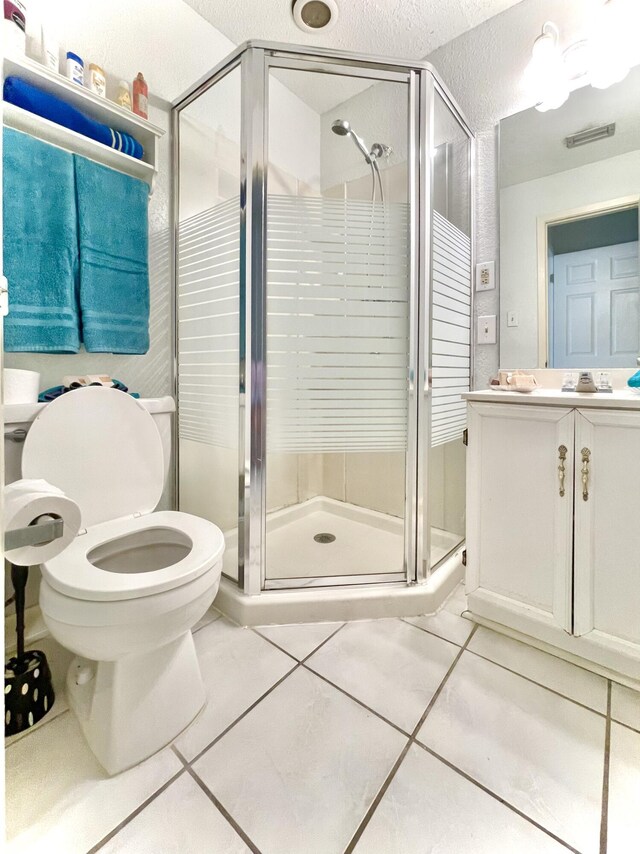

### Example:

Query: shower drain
xmin=313 ymin=532 xmax=336 ymax=544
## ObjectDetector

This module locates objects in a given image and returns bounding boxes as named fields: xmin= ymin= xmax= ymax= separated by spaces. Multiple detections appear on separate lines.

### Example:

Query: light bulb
xmin=523 ymin=23 xmax=570 ymax=112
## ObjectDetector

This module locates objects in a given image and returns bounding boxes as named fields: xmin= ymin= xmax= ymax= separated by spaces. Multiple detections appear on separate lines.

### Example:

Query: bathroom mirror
xmin=499 ymin=65 xmax=640 ymax=369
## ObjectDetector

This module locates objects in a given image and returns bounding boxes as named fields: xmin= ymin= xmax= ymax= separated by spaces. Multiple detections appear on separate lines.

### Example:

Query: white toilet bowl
xmin=20 ymin=387 xmax=225 ymax=774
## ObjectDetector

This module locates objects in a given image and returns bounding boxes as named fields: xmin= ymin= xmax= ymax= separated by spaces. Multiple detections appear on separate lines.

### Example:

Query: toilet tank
xmin=4 ymin=395 xmax=176 ymax=487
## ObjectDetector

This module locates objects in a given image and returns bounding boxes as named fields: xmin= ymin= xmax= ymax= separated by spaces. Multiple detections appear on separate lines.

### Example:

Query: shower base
xmin=216 ymin=496 xmax=464 ymax=626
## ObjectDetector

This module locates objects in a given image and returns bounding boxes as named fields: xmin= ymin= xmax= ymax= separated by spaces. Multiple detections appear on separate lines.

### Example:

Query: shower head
xmin=331 ymin=118 xmax=372 ymax=163
xmin=331 ymin=118 xmax=351 ymax=137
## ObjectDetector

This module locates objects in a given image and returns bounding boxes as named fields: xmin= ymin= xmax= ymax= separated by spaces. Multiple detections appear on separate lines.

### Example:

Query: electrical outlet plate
xmin=475 ymin=261 xmax=495 ymax=292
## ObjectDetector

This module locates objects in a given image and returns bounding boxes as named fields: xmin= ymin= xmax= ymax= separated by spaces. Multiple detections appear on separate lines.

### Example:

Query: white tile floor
xmin=5 ymin=587 xmax=640 ymax=854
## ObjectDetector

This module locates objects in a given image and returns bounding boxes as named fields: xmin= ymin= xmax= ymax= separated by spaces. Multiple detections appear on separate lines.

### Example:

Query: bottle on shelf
xmin=116 ymin=80 xmax=132 ymax=111
xmin=65 ymin=51 xmax=84 ymax=86
xmin=132 ymin=72 xmax=148 ymax=119
xmin=88 ymin=63 xmax=106 ymax=97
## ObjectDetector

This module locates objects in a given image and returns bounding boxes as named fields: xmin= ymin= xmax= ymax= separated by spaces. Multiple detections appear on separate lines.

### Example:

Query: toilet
xmin=19 ymin=386 xmax=225 ymax=775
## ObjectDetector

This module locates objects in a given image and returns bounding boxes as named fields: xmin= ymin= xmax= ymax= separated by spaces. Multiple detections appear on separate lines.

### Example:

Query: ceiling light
xmin=292 ymin=0 xmax=339 ymax=34
xmin=523 ymin=22 xmax=570 ymax=113
xmin=522 ymin=2 xmax=640 ymax=112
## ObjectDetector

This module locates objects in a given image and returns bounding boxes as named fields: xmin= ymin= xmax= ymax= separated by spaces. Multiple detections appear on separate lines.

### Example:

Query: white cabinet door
xmin=574 ymin=409 xmax=640 ymax=657
xmin=466 ymin=402 xmax=574 ymax=632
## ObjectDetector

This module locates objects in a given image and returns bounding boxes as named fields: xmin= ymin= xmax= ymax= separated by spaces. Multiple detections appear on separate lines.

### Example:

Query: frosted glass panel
xmin=267 ymin=195 xmax=409 ymax=453
xmin=176 ymin=67 xmax=241 ymax=557
xmin=431 ymin=210 xmax=471 ymax=448
xmin=178 ymin=198 xmax=240 ymax=448
xmin=427 ymin=91 xmax=471 ymax=572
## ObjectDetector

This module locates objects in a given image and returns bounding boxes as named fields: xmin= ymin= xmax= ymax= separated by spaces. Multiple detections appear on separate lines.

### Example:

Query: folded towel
xmin=3 ymin=127 xmax=80 ymax=352
xmin=4 ymin=76 xmax=144 ymax=160
xmin=74 ymin=155 xmax=150 ymax=354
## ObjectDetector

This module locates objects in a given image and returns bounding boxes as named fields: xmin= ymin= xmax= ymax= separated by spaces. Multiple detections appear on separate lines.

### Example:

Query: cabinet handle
xmin=581 ymin=447 xmax=591 ymax=501
xmin=557 ymin=445 xmax=567 ymax=497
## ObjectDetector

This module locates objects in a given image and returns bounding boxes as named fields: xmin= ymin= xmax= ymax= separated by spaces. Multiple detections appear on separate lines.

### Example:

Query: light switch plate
xmin=507 ymin=311 xmax=519 ymax=327
xmin=477 ymin=314 xmax=497 ymax=344
xmin=475 ymin=261 xmax=495 ymax=291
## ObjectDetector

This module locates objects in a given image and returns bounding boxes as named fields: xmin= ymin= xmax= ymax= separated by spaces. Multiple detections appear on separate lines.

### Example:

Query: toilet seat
xmin=22 ymin=387 xmax=165 ymax=529
xmin=21 ymin=388 xmax=225 ymax=604
xmin=41 ymin=510 xmax=225 ymax=602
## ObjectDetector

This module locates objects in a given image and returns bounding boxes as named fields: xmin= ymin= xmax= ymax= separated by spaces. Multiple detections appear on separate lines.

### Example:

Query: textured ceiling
xmin=183 ymin=0 xmax=524 ymax=112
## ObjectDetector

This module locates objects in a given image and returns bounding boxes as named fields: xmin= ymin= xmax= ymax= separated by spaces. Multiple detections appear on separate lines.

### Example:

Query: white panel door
xmin=551 ymin=242 xmax=639 ymax=368
xmin=466 ymin=403 xmax=574 ymax=632
xmin=573 ymin=409 xmax=640 ymax=655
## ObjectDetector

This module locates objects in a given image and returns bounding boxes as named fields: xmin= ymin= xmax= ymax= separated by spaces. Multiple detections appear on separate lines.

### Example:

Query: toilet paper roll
xmin=3 ymin=369 xmax=41 ymax=405
xmin=4 ymin=479 xmax=81 ymax=566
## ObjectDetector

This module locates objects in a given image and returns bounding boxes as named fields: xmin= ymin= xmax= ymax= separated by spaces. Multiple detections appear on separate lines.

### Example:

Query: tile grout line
xmin=87 ymin=767 xmax=187 ymax=853
xmin=184 ymin=763 xmax=263 ymax=854
xmin=599 ymin=680 xmax=612 ymax=854
xmin=342 ymin=623 xmax=478 ymax=854
xmin=463 ymin=646 xmax=610 ymax=721
xmin=398 ymin=616 xmax=469 ymax=649
xmin=250 ymin=620 xmax=347 ymax=665
xmin=248 ymin=628 xmax=299 ymax=662
xmin=302 ymin=663 xmax=412 ymax=739
xmin=413 ymin=742 xmax=581 ymax=854
xmin=188 ymin=662 xmax=300 ymax=765
xmin=300 ymin=621 xmax=348 ymax=662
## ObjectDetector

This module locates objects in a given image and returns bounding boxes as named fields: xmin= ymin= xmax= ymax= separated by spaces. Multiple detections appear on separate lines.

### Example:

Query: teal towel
xmin=74 ymin=156 xmax=150 ymax=354
xmin=3 ymin=128 xmax=80 ymax=352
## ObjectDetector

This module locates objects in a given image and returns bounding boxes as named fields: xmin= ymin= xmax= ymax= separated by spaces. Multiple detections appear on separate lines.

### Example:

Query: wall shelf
xmin=3 ymin=53 xmax=164 ymax=190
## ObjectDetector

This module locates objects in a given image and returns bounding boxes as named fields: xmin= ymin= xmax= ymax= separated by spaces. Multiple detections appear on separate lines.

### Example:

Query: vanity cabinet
xmin=465 ymin=396 xmax=640 ymax=684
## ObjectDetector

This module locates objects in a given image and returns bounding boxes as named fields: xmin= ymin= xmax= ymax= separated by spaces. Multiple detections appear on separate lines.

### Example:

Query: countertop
xmin=463 ymin=389 xmax=640 ymax=409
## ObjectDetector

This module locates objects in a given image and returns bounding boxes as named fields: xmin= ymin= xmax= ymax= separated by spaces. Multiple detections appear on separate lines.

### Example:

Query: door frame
xmin=536 ymin=194 xmax=640 ymax=367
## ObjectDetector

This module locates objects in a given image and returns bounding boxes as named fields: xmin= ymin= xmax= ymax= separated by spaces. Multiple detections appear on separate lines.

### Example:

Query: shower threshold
xmin=217 ymin=497 xmax=464 ymax=625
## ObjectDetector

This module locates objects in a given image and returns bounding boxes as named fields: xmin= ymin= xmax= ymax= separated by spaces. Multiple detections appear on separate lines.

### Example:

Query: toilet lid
xmin=22 ymin=387 xmax=165 ymax=529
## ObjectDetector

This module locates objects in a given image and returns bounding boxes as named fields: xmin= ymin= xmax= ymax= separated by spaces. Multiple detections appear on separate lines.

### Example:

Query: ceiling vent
xmin=292 ymin=0 xmax=338 ymax=33
xmin=564 ymin=123 xmax=616 ymax=148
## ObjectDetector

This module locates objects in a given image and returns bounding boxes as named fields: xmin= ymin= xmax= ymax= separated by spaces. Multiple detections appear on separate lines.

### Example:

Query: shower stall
xmin=172 ymin=42 xmax=473 ymax=624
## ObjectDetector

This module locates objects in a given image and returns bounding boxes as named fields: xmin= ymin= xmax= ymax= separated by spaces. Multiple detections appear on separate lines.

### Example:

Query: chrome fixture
xmin=331 ymin=118 xmax=392 ymax=202
xmin=331 ymin=118 xmax=373 ymax=163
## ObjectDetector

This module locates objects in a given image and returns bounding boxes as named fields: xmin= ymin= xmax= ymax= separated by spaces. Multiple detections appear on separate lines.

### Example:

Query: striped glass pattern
xmin=267 ymin=194 xmax=410 ymax=453
xmin=178 ymin=197 xmax=240 ymax=448
xmin=431 ymin=210 xmax=471 ymax=447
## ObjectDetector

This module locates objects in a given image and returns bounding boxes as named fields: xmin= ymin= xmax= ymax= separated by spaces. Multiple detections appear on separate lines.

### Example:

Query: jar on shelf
xmin=88 ymin=63 xmax=106 ymax=97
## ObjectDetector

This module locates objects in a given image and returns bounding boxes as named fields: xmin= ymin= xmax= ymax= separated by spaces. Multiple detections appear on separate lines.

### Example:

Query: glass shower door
xmin=262 ymin=61 xmax=417 ymax=588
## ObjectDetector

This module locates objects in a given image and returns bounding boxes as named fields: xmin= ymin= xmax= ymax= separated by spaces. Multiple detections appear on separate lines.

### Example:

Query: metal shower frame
xmin=171 ymin=40 xmax=475 ymax=596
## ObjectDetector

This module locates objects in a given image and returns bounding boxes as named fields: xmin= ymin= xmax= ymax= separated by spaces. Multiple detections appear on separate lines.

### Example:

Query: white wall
xmin=500 ymin=149 xmax=640 ymax=367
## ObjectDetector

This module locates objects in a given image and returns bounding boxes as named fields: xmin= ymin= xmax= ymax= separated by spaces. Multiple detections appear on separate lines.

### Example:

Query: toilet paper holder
xmin=5 ymin=515 xmax=64 ymax=552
